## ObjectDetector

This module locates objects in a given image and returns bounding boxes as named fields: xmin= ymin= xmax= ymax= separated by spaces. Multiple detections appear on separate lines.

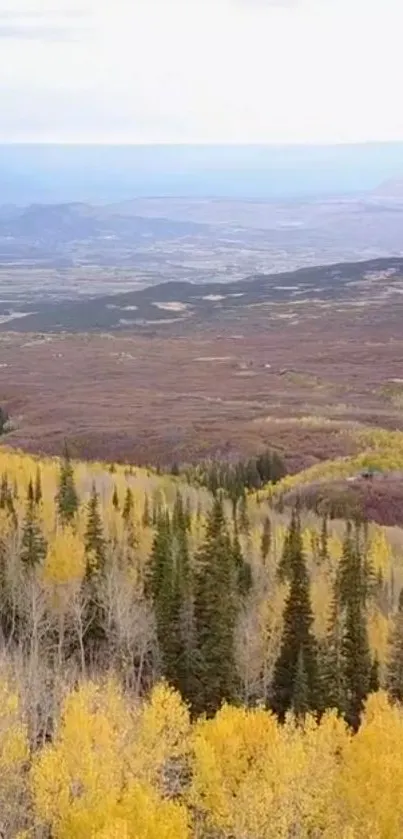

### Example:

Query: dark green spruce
xmin=323 ymin=524 xmax=372 ymax=729
xmin=20 ymin=479 xmax=47 ymax=569
xmin=84 ymin=483 xmax=107 ymax=576
xmin=271 ymin=509 xmax=319 ymax=718
xmin=193 ymin=495 xmax=244 ymax=716
xmin=56 ymin=446 xmax=79 ymax=525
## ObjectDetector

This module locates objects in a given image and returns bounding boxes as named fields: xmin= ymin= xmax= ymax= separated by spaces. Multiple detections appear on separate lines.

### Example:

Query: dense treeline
xmin=182 ymin=448 xmax=286 ymax=506
xmin=0 ymin=445 xmax=403 ymax=835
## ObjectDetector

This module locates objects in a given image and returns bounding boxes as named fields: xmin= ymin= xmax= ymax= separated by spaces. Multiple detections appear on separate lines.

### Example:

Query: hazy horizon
xmin=1 ymin=141 xmax=403 ymax=205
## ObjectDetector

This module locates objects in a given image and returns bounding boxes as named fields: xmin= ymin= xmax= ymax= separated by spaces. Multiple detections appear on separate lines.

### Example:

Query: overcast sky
xmin=1 ymin=0 xmax=402 ymax=144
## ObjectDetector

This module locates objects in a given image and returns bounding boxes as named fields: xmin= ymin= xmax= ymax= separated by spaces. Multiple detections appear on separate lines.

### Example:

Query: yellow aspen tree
xmin=31 ymin=681 xmax=191 ymax=839
xmin=339 ymin=691 xmax=403 ymax=838
xmin=190 ymin=703 xmax=349 ymax=839
xmin=0 ymin=675 xmax=30 ymax=837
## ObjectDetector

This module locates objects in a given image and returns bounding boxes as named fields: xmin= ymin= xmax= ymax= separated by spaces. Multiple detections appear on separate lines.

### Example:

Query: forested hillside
xmin=1 ymin=444 xmax=403 ymax=836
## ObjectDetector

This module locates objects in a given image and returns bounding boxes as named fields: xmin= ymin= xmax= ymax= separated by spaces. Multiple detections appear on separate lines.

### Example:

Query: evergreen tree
xmin=319 ymin=514 xmax=329 ymax=563
xmin=193 ymin=496 xmax=241 ymax=716
xmin=342 ymin=596 xmax=371 ymax=729
xmin=112 ymin=485 xmax=119 ymax=511
xmin=293 ymin=649 xmax=310 ymax=718
xmin=260 ymin=515 xmax=271 ymax=563
xmin=322 ymin=572 xmax=346 ymax=714
xmin=172 ymin=492 xmax=186 ymax=533
xmin=56 ymin=446 xmax=79 ymax=525
xmin=277 ymin=506 xmax=301 ymax=582
xmin=122 ymin=487 xmax=134 ymax=523
xmin=20 ymin=479 xmax=47 ymax=569
xmin=84 ymin=484 xmax=106 ymax=576
xmin=387 ymin=589 xmax=403 ymax=702
xmin=271 ymin=510 xmax=319 ymax=719
xmin=34 ymin=467 xmax=42 ymax=505
xmin=146 ymin=510 xmax=193 ymax=697
xmin=323 ymin=526 xmax=372 ymax=728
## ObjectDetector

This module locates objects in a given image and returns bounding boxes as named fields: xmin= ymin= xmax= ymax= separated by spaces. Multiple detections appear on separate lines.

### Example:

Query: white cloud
xmin=0 ymin=0 xmax=402 ymax=143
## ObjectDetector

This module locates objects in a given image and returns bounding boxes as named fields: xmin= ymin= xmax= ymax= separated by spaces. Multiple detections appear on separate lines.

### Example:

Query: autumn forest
xmin=1 ymin=442 xmax=403 ymax=837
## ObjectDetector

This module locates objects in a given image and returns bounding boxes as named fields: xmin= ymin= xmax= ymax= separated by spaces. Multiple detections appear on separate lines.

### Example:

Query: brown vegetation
xmin=1 ymin=290 xmax=403 ymax=473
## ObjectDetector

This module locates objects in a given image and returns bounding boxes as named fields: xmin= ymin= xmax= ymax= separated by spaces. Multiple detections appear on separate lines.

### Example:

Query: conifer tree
xmin=322 ymin=572 xmax=346 ymax=714
xmin=56 ymin=446 xmax=79 ymax=525
xmin=146 ymin=510 xmax=191 ymax=695
xmin=277 ymin=506 xmax=302 ymax=582
xmin=260 ymin=515 xmax=271 ymax=563
xmin=293 ymin=649 xmax=310 ymax=717
xmin=20 ymin=479 xmax=47 ymax=569
xmin=323 ymin=525 xmax=372 ymax=728
xmin=172 ymin=492 xmax=186 ymax=533
xmin=387 ymin=589 xmax=403 ymax=702
xmin=342 ymin=596 xmax=371 ymax=729
xmin=193 ymin=495 xmax=241 ymax=716
xmin=319 ymin=513 xmax=329 ymax=563
xmin=34 ymin=467 xmax=42 ymax=505
xmin=84 ymin=483 xmax=106 ymax=576
xmin=122 ymin=487 xmax=134 ymax=523
xmin=271 ymin=509 xmax=319 ymax=719
xmin=112 ymin=485 xmax=119 ymax=511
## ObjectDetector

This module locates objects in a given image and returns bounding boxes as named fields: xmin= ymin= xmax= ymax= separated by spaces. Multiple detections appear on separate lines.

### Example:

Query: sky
xmin=1 ymin=0 xmax=403 ymax=144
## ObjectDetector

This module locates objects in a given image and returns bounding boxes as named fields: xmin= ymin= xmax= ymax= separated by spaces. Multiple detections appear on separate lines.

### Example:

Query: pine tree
xmin=387 ymin=589 xmax=403 ymax=702
xmin=323 ymin=526 xmax=372 ymax=728
xmin=277 ymin=506 xmax=301 ymax=582
xmin=56 ymin=446 xmax=79 ymax=525
xmin=84 ymin=484 xmax=106 ymax=576
xmin=122 ymin=487 xmax=134 ymax=523
xmin=319 ymin=514 xmax=329 ymax=563
xmin=322 ymin=571 xmax=346 ymax=714
xmin=271 ymin=510 xmax=319 ymax=719
xmin=342 ymin=596 xmax=371 ymax=729
xmin=293 ymin=649 xmax=310 ymax=717
xmin=112 ymin=485 xmax=119 ymax=511
xmin=20 ymin=479 xmax=47 ymax=569
xmin=34 ymin=467 xmax=42 ymax=505
xmin=260 ymin=515 xmax=272 ymax=563
xmin=146 ymin=511 xmax=190 ymax=695
xmin=193 ymin=496 xmax=241 ymax=716
xmin=172 ymin=492 xmax=186 ymax=533
xmin=171 ymin=509 xmax=194 ymax=700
